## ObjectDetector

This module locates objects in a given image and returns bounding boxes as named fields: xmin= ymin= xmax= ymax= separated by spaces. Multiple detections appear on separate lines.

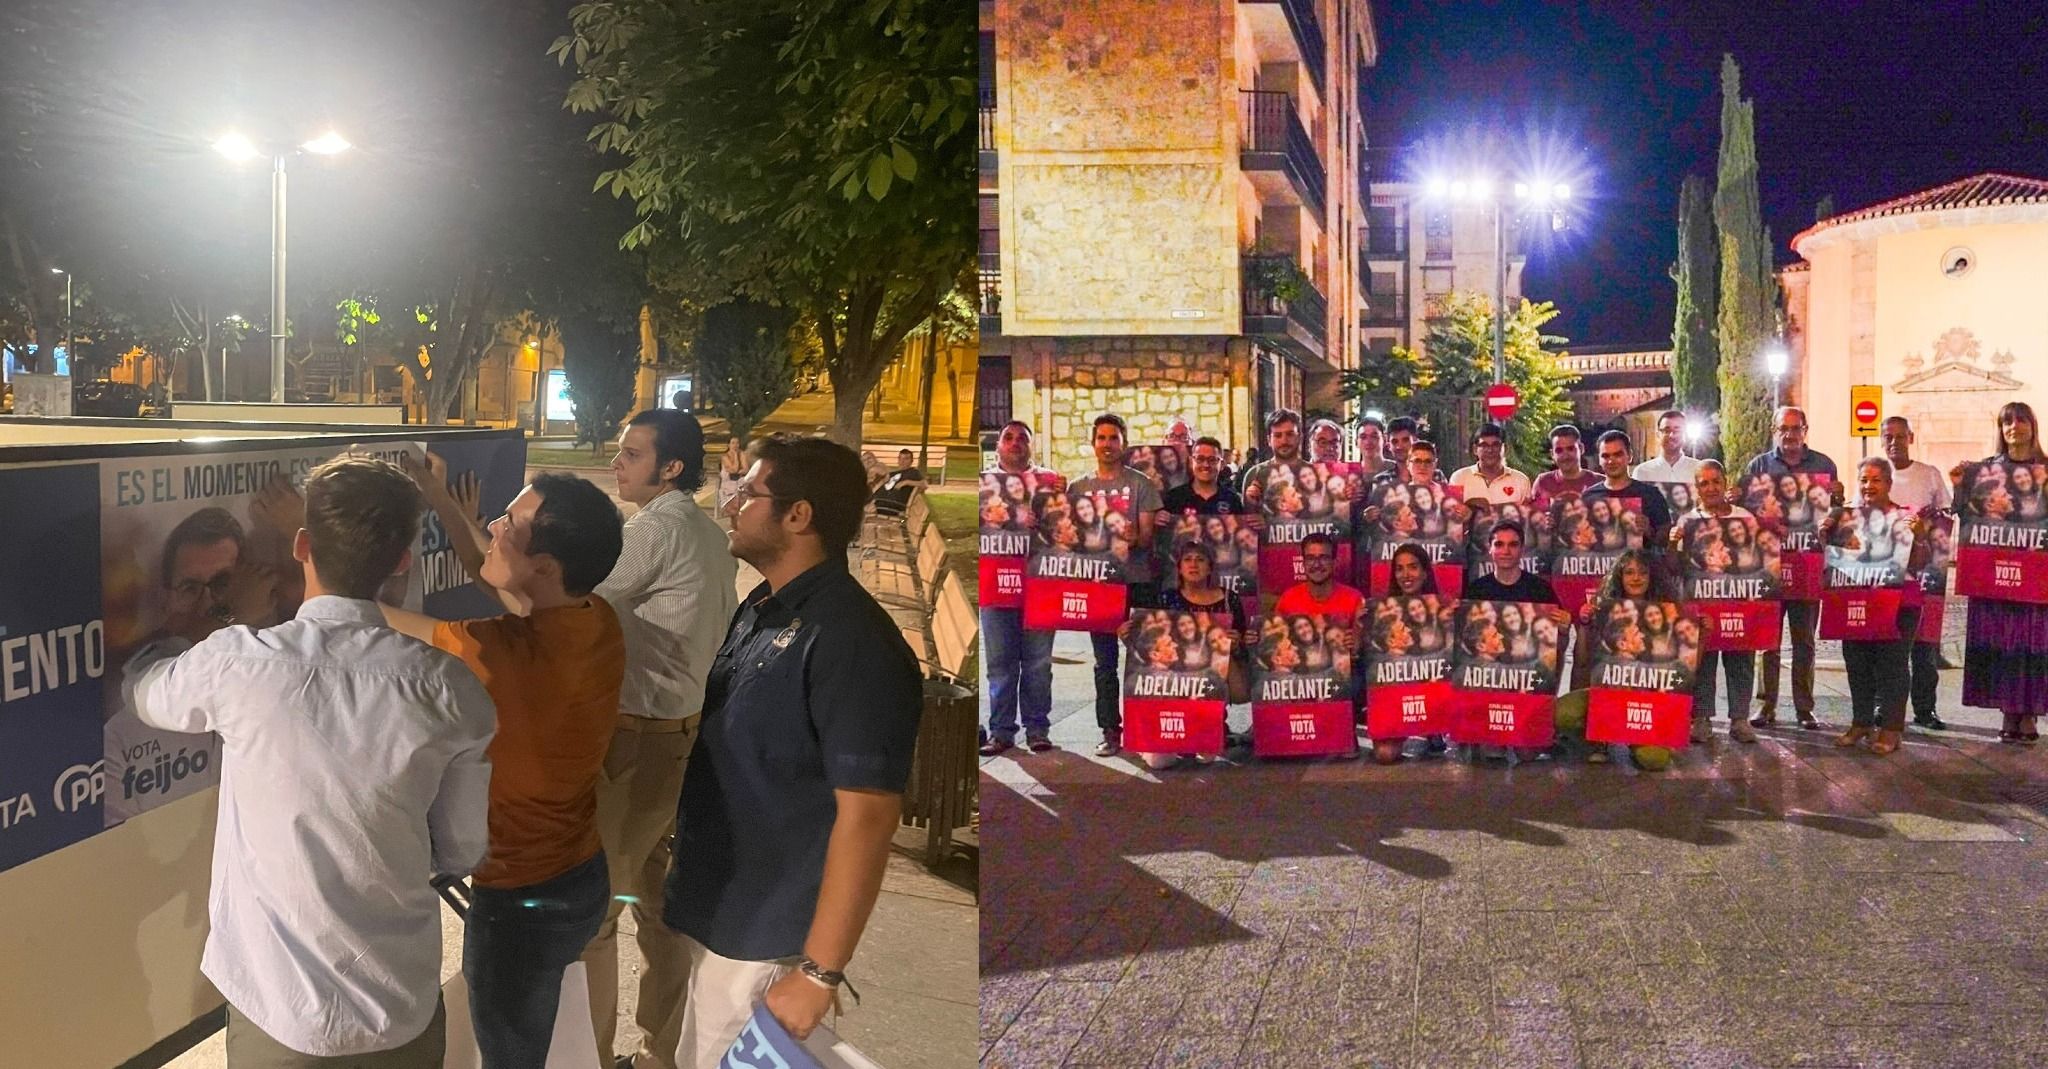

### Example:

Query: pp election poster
xmin=1120 ymin=608 xmax=1233 ymax=755
xmin=1819 ymin=505 xmax=1915 ymax=641
xmin=1585 ymin=598 xmax=1701 ymax=748
xmin=1954 ymin=458 xmax=2048 ymax=604
xmin=1255 ymin=460 xmax=1361 ymax=595
xmin=1679 ymin=514 xmax=1783 ymax=651
xmin=1448 ymin=599 xmax=1564 ymax=747
xmin=1742 ymin=471 xmax=1834 ymax=599
xmin=1158 ymin=512 xmax=1258 ymax=620
xmin=1250 ymin=611 xmax=1356 ymax=756
xmin=0 ymin=464 xmax=107 ymax=875
xmin=1363 ymin=594 xmax=1453 ymax=738
xmin=1364 ymin=480 xmax=1466 ymax=597
xmin=1544 ymin=496 xmax=1644 ymax=616
xmin=978 ymin=469 xmax=1062 ymax=609
xmin=1022 ymin=485 xmax=1137 ymax=632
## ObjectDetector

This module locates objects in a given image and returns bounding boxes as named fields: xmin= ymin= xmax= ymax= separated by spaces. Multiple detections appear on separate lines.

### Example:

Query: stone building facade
xmin=979 ymin=0 xmax=1381 ymax=473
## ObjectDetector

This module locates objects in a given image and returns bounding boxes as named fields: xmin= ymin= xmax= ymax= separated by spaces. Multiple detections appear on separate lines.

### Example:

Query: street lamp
xmin=213 ymin=129 xmax=353 ymax=402
xmin=1421 ymin=173 xmax=1571 ymax=383
xmin=1764 ymin=341 xmax=1789 ymax=409
xmin=49 ymin=267 xmax=71 ymax=373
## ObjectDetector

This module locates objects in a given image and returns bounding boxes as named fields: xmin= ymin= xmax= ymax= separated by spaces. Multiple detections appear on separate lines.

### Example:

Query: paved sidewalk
xmin=980 ymin=630 xmax=2048 ymax=1068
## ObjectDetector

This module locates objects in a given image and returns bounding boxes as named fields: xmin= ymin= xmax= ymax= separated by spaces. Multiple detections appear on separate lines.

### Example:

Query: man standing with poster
xmin=1239 ymin=408 xmax=1304 ymax=506
xmin=1532 ymin=424 xmax=1602 ymax=501
xmin=1068 ymin=413 xmax=1161 ymax=757
xmin=1161 ymin=436 xmax=1244 ymax=515
xmin=1743 ymin=406 xmax=1839 ymax=730
xmin=1355 ymin=416 xmax=1392 ymax=481
xmin=1670 ymin=459 xmax=1768 ymax=743
xmin=1863 ymin=416 xmax=1952 ymax=730
xmin=1632 ymin=409 xmax=1702 ymax=486
xmin=980 ymin=421 xmax=1063 ymax=757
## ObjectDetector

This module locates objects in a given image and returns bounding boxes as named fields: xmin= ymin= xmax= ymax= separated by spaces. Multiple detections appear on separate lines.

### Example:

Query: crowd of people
xmin=126 ymin=412 xmax=923 ymax=1069
xmin=980 ymin=399 xmax=2048 ymax=765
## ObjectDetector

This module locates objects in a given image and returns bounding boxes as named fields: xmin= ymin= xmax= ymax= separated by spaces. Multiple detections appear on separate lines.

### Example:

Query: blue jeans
xmin=982 ymin=607 xmax=1054 ymax=739
xmin=464 ymin=851 xmax=609 ymax=1069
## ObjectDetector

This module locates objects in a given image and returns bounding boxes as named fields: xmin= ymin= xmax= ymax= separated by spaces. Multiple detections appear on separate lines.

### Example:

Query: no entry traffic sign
xmin=1485 ymin=382 xmax=1520 ymax=422
xmin=1850 ymin=384 xmax=1882 ymax=438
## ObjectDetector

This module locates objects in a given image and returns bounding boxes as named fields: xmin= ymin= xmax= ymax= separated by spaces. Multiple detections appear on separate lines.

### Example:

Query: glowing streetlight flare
xmin=1552 ymin=182 xmax=1572 ymax=201
xmin=1425 ymin=178 xmax=1449 ymax=199
xmin=1449 ymin=180 xmax=1470 ymax=200
xmin=1764 ymin=343 xmax=1789 ymax=378
xmin=302 ymin=131 xmax=352 ymax=155
xmin=212 ymin=131 xmax=261 ymax=162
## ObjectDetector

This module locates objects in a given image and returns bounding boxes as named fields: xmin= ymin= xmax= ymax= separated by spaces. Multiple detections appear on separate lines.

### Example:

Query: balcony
xmin=978 ymin=228 xmax=1001 ymax=335
xmin=1362 ymin=293 xmax=1408 ymax=326
xmin=1241 ymin=254 xmax=1327 ymax=363
xmin=1239 ymin=90 xmax=1326 ymax=219
xmin=978 ymin=86 xmax=997 ymax=177
xmin=1364 ymin=228 xmax=1408 ymax=258
xmin=1239 ymin=0 xmax=1326 ymax=91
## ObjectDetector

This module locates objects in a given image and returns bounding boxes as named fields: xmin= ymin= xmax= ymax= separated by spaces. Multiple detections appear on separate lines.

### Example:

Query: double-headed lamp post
xmin=213 ymin=129 xmax=352 ymax=402
xmin=1764 ymin=341 xmax=1789 ymax=409
xmin=1422 ymin=175 xmax=1571 ymax=384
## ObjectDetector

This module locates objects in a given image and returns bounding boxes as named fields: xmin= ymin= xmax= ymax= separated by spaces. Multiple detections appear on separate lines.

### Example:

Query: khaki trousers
xmin=226 ymin=1000 xmax=444 ymax=1069
xmin=673 ymin=935 xmax=799 ymax=1069
xmin=581 ymin=714 xmax=699 ymax=1068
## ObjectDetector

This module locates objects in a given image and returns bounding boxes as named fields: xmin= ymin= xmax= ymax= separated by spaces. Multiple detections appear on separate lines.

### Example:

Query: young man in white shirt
xmin=1448 ymin=422 xmax=1532 ymax=506
xmin=587 ymin=410 xmax=743 ymax=1069
xmin=1632 ymin=408 xmax=1702 ymax=485
xmin=127 ymin=456 xmax=495 ymax=1066
xmin=1862 ymin=416 xmax=1954 ymax=729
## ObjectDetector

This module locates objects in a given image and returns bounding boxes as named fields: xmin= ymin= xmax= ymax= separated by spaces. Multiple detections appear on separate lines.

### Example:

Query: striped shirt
xmin=594 ymin=489 xmax=739 ymax=720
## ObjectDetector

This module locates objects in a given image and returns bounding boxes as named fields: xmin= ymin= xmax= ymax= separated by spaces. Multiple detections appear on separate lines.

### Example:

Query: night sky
xmin=1363 ymin=1 xmax=2048 ymax=347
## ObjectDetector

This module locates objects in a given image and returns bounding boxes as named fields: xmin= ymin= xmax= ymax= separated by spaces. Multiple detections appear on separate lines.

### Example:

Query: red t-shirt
xmin=1273 ymin=582 xmax=1365 ymax=620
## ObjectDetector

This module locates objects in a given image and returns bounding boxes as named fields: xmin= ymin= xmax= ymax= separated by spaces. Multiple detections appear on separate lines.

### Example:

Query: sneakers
xmin=978 ymin=736 xmax=1016 ymax=757
xmin=1026 ymin=733 xmax=1055 ymax=752
xmin=1912 ymin=714 xmax=1947 ymax=731
xmin=1095 ymin=733 xmax=1121 ymax=757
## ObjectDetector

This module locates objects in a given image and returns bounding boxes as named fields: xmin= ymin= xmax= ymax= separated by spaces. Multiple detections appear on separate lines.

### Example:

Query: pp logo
xmin=1625 ymin=702 xmax=1654 ymax=730
xmin=1061 ymin=592 xmax=1088 ymax=616
xmin=53 ymin=760 xmax=105 ymax=814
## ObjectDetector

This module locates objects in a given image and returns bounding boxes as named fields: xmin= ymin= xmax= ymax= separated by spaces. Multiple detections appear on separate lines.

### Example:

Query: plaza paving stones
xmin=980 ymin=633 xmax=2048 ymax=1068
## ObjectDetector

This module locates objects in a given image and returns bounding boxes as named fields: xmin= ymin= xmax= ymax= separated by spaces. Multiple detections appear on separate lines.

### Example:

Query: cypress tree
xmin=1669 ymin=174 xmax=1720 ymax=418
xmin=1713 ymin=54 xmax=1776 ymax=469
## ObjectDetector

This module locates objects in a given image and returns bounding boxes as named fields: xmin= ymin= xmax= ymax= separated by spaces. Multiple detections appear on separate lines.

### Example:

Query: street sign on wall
xmin=1850 ymin=384 xmax=1882 ymax=438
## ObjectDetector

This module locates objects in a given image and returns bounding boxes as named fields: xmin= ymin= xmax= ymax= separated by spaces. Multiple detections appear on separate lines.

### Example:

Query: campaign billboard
xmin=0 ymin=464 xmax=107 ymax=874
xmin=1362 ymin=594 xmax=1453 ymax=739
xmin=1363 ymin=480 xmax=1466 ymax=597
xmin=1120 ymin=608 xmax=1232 ymax=755
xmin=1022 ymin=485 xmax=1136 ymax=632
xmin=1678 ymin=513 xmax=1783 ymax=652
xmin=978 ymin=469 xmax=1063 ymax=609
xmin=1447 ymin=599 xmax=1564 ymax=748
xmin=1249 ymin=611 xmax=1356 ymax=757
xmin=1585 ymin=598 xmax=1701 ymax=748
xmin=1953 ymin=458 xmax=2048 ymax=604
xmin=1819 ymin=504 xmax=1916 ymax=641
xmin=1741 ymin=471 xmax=1834 ymax=599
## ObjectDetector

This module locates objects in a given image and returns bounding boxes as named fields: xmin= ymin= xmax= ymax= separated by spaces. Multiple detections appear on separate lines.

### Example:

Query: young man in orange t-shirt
xmin=382 ymin=458 xmax=627 ymax=1069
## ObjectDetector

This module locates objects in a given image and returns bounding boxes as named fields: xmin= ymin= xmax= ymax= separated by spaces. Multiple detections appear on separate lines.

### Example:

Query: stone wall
xmin=1007 ymin=335 xmax=1247 ymax=476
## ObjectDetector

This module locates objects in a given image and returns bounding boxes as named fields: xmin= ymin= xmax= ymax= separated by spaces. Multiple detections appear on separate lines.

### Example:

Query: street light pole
xmin=1491 ymin=202 xmax=1506 ymax=384
xmin=271 ymin=153 xmax=287 ymax=403
xmin=54 ymin=269 xmax=72 ymax=372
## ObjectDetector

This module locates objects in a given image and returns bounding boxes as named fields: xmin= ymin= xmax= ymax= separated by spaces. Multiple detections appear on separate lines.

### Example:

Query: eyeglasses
xmin=170 ymin=575 xmax=232 ymax=600
xmin=1776 ymin=424 xmax=1807 ymax=433
xmin=728 ymin=483 xmax=795 ymax=509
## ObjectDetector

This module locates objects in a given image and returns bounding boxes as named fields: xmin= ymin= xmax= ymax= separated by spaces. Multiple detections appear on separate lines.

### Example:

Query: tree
xmin=1669 ymin=174 xmax=1720 ymax=419
xmin=1713 ymin=55 xmax=1779 ymax=468
xmin=1338 ymin=291 xmax=1578 ymax=471
xmin=694 ymin=300 xmax=798 ymax=443
xmin=557 ymin=316 xmax=639 ymax=452
xmin=553 ymin=0 xmax=976 ymax=444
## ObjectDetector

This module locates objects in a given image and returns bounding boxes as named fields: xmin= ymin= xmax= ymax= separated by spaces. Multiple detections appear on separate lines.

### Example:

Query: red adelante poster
xmin=1584 ymin=598 xmax=1700 ymax=748
xmin=1120 ymin=608 xmax=1233 ymax=755
xmin=1157 ymin=511 xmax=1259 ymax=623
xmin=1447 ymin=599 xmax=1565 ymax=747
xmin=1362 ymin=594 xmax=1453 ymax=739
xmin=978 ymin=469 xmax=1062 ymax=609
xmin=1953 ymin=459 xmax=2048 ymax=604
xmin=1250 ymin=611 xmax=1357 ymax=757
xmin=1363 ymin=479 xmax=1466 ymax=598
xmin=1678 ymin=513 xmax=1783 ymax=652
xmin=1741 ymin=471 xmax=1833 ymax=600
xmin=1021 ymin=485 xmax=1134 ymax=632
xmin=1818 ymin=505 xmax=1915 ymax=641
xmin=1461 ymin=495 xmax=1545 ymax=593
xmin=1543 ymin=495 xmax=1645 ymax=618
xmin=1254 ymin=460 xmax=1361 ymax=596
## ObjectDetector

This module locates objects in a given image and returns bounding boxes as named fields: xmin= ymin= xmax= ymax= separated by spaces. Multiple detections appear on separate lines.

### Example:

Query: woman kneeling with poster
xmin=1363 ymin=543 xmax=1454 ymax=764
xmin=1120 ymin=605 xmax=1238 ymax=770
xmin=1251 ymin=610 xmax=1360 ymax=758
xmin=1820 ymin=458 xmax=1932 ymax=755
xmin=1583 ymin=586 xmax=1702 ymax=753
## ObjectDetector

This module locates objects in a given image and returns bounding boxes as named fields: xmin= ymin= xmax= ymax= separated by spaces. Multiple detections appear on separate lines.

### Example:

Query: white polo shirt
xmin=1447 ymin=464 xmax=1532 ymax=506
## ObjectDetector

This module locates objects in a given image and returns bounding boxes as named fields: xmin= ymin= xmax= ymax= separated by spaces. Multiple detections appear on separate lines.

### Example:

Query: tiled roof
xmin=1793 ymin=173 xmax=2048 ymax=251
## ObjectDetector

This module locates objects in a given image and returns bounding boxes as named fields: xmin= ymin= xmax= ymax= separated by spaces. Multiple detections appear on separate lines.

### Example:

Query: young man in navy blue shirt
xmin=664 ymin=434 xmax=922 ymax=1068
